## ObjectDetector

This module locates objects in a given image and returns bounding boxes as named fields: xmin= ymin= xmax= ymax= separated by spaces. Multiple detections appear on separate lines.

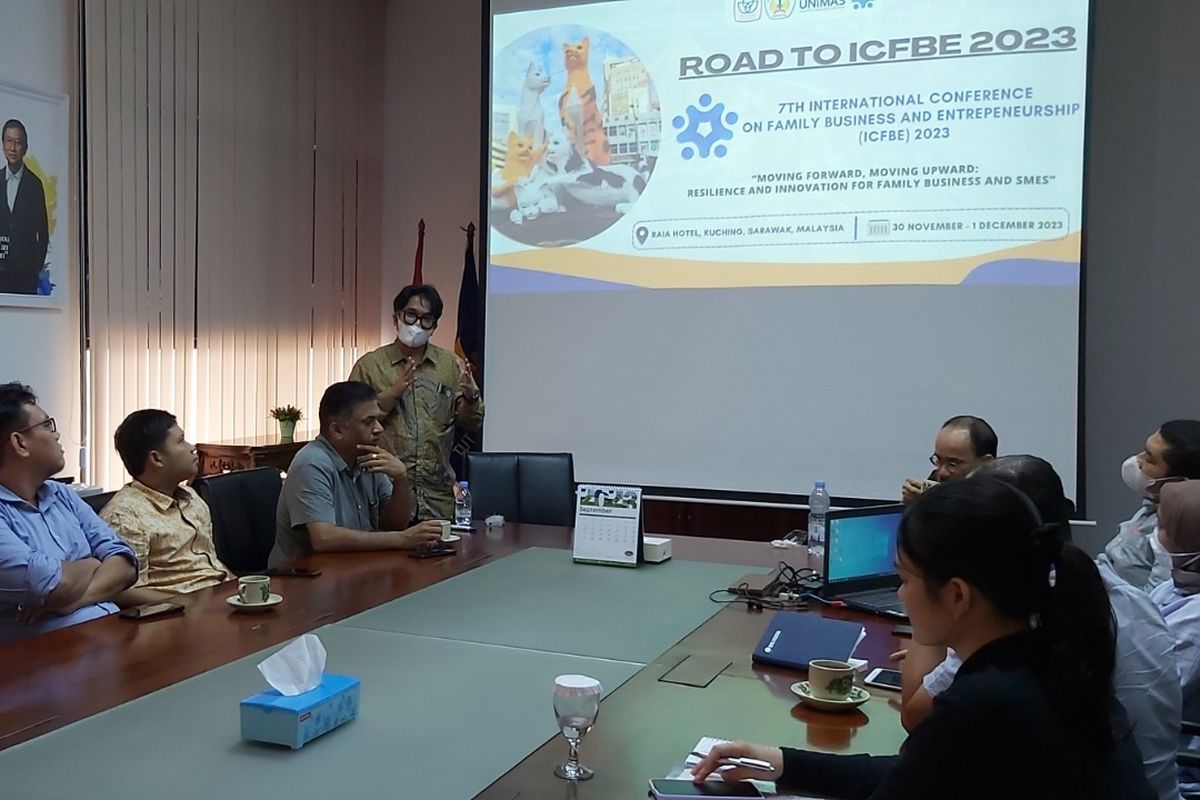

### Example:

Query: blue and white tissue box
xmin=240 ymin=673 xmax=360 ymax=749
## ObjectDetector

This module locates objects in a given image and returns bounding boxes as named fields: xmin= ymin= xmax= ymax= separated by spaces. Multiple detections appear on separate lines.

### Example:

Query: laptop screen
xmin=826 ymin=509 xmax=903 ymax=584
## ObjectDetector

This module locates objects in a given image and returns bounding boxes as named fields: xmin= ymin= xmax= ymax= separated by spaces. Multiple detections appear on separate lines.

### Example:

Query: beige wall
xmin=381 ymin=0 xmax=482 ymax=351
xmin=0 ymin=0 xmax=80 ymax=476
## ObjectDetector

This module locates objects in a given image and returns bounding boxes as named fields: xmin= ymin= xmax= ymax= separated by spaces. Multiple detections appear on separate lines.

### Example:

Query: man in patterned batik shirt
xmin=102 ymin=409 xmax=231 ymax=606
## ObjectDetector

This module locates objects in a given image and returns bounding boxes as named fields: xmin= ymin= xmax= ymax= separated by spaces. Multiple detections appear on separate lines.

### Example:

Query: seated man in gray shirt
xmin=269 ymin=381 xmax=442 ymax=567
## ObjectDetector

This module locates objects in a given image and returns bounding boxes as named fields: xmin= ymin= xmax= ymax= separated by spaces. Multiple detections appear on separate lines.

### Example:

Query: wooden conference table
xmin=0 ymin=525 xmax=907 ymax=798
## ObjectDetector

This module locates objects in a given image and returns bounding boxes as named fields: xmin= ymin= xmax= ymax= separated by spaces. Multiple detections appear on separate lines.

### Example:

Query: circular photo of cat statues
xmin=491 ymin=25 xmax=661 ymax=247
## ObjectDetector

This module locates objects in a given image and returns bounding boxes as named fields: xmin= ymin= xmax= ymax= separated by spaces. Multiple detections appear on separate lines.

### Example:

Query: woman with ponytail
xmin=693 ymin=476 xmax=1153 ymax=800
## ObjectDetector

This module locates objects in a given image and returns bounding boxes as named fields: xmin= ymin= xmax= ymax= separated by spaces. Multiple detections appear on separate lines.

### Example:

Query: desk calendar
xmin=572 ymin=484 xmax=643 ymax=567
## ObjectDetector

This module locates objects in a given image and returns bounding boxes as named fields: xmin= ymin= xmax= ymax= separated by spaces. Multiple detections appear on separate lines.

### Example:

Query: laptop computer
xmin=819 ymin=504 xmax=908 ymax=619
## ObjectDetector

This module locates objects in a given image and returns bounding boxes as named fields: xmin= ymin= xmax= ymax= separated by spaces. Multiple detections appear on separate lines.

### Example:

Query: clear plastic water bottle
xmin=454 ymin=481 xmax=472 ymax=527
xmin=808 ymin=480 xmax=830 ymax=561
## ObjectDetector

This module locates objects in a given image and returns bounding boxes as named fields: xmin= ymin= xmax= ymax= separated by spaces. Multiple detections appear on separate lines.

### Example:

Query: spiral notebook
xmin=572 ymin=484 xmax=643 ymax=567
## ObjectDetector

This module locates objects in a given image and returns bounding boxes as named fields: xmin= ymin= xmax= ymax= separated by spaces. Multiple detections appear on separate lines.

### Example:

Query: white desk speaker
xmin=642 ymin=537 xmax=672 ymax=563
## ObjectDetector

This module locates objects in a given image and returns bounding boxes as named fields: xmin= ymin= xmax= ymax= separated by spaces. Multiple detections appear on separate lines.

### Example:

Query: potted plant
xmin=269 ymin=405 xmax=303 ymax=443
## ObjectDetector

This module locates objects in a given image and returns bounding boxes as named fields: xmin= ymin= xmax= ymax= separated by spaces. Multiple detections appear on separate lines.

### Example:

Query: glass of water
xmin=552 ymin=674 xmax=602 ymax=781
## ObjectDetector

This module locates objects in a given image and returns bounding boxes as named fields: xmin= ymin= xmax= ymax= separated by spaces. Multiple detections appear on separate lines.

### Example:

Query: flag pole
xmin=412 ymin=218 xmax=425 ymax=284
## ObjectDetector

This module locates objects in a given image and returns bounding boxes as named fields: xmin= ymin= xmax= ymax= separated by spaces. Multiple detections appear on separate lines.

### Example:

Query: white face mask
xmin=1152 ymin=529 xmax=1200 ymax=592
xmin=396 ymin=322 xmax=432 ymax=348
xmin=1121 ymin=455 xmax=1153 ymax=495
xmin=1149 ymin=529 xmax=1175 ymax=571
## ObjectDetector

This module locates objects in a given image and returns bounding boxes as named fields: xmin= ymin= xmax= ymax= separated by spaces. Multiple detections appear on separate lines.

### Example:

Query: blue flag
xmin=452 ymin=224 xmax=481 ymax=475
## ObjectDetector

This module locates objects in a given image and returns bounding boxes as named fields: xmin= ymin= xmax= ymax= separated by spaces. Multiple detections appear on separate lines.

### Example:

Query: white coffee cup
xmin=238 ymin=575 xmax=271 ymax=605
xmin=808 ymin=659 xmax=856 ymax=701
xmin=439 ymin=520 xmax=452 ymax=541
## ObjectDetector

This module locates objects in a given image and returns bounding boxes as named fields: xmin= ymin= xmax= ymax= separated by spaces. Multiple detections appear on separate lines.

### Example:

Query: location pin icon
xmin=635 ymin=226 xmax=649 ymax=246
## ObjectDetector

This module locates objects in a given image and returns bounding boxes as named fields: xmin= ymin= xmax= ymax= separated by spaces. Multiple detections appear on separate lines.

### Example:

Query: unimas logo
xmin=673 ymin=94 xmax=738 ymax=159
xmin=737 ymin=0 xmax=877 ymax=20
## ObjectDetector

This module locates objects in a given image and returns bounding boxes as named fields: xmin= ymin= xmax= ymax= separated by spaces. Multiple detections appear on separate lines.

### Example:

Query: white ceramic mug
xmin=238 ymin=575 xmax=271 ymax=605
xmin=808 ymin=659 xmax=856 ymax=701
xmin=439 ymin=520 xmax=452 ymax=541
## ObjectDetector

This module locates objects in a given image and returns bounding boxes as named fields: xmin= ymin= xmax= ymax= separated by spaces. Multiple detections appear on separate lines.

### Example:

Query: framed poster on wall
xmin=0 ymin=80 xmax=69 ymax=309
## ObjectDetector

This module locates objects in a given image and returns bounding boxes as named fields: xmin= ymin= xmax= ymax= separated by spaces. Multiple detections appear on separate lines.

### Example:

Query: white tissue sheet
xmin=257 ymin=634 xmax=327 ymax=696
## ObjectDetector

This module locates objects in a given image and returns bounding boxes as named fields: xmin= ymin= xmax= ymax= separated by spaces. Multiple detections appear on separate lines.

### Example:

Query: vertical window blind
xmin=81 ymin=0 xmax=384 ymax=488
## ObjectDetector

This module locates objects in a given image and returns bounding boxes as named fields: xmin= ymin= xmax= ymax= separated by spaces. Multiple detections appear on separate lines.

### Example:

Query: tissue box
xmin=240 ymin=673 xmax=360 ymax=749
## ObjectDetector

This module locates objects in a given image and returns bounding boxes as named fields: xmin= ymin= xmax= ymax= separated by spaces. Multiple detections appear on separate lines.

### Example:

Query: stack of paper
xmin=667 ymin=736 xmax=823 ymax=799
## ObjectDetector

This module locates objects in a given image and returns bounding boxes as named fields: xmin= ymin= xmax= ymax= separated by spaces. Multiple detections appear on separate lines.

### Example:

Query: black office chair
xmin=82 ymin=490 xmax=117 ymax=515
xmin=193 ymin=467 xmax=282 ymax=575
xmin=464 ymin=452 xmax=575 ymax=526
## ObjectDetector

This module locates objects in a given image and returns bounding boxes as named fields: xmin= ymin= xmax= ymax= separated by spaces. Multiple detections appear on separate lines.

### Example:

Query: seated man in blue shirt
xmin=0 ymin=383 xmax=136 ymax=641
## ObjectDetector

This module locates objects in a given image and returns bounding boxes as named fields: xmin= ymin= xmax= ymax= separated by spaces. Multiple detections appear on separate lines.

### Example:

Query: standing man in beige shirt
xmin=350 ymin=284 xmax=484 ymax=521
xmin=102 ymin=409 xmax=232 ymax=606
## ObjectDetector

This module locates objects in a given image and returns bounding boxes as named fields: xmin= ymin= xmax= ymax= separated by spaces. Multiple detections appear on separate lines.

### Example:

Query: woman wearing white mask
xmin=1098 ymin=421 xmax=1200 ymax=591
xmin=1149 ymin=480 xmax=1200 ymax=793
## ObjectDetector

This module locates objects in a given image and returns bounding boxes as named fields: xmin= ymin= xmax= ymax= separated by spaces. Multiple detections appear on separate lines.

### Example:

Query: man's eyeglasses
xmin=399 ymin=310 xmax=438 ymax=330
xmin=928 ymin=454 xmax=965 ymax=470
xmin=16 ymin=417 xmax=56 ymax=435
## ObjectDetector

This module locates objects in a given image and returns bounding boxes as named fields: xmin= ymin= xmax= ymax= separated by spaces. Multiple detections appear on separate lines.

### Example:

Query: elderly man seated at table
xmin=900 ymin=415 xmax=998 ymax=506
xmin=268 ymin=381 xmax=442 ymax=567
xmin=0 ymin=382 xmax=136 ymax=641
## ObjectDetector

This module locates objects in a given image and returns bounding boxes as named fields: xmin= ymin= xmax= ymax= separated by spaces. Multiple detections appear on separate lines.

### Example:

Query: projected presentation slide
xmin=489 ymin=0 xmax=1087 ymax=292
xmin=484 ymin=0 xmax=1088 ymax=500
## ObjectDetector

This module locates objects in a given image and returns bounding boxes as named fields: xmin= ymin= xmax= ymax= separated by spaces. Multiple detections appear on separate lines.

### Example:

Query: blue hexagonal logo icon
xmin=672 ymin=94 xmax=739 ymax=160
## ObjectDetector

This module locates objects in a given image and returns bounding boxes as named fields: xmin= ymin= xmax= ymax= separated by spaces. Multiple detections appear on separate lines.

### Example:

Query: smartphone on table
xmin=648 ymin=779 xmax=764 ymax=799
xmin=864 ymin=667 xmax=903 ymax=691
xmin=119 ymin=601 xmax=184 ymax=620
xmin=408 ymin=542 xmax=456 ymax=559
xmin=264 ymin=567 xmax=322 ymax=577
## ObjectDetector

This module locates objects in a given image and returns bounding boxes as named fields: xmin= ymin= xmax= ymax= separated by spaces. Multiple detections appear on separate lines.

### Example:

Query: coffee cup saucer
xmin=440 ymin=534 xmax=462 ymax=543
xmin=227 ymin=593 xmax=283 ymax=612
xmin=791 ymin=681 xmax=870 ymax=712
